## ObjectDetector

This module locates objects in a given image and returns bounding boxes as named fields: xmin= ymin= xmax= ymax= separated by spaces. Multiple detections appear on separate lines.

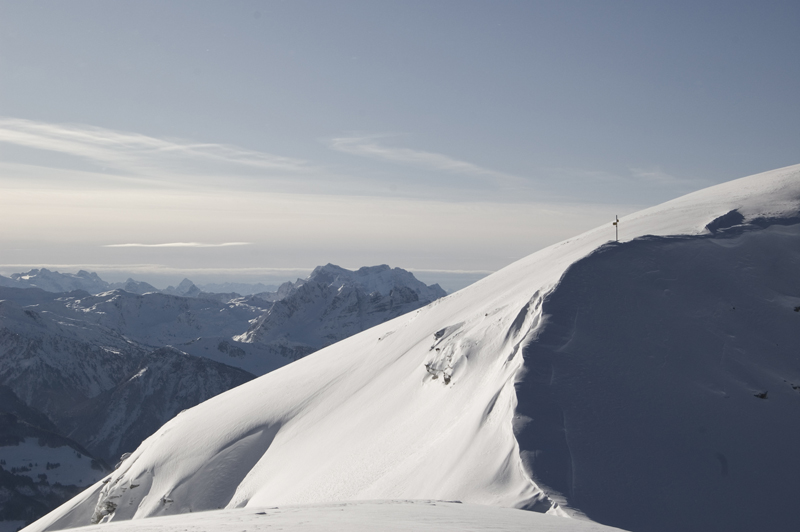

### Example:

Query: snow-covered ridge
xmin=23 ymin=164 xmax=800 ymax=532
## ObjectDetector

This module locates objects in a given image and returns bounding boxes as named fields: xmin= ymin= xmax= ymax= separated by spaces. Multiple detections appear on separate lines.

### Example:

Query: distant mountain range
xmin=0 ymin=269 xmax=280 ymax=297
xmin=0 ymin=264 xmax=445 ymax=529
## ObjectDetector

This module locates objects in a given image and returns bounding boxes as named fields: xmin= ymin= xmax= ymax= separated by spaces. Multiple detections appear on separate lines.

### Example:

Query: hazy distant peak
xmin=306 ymin=263 xmax=445 ymax=300
xmin=355 ymin=264 xmax=391 ymax=275
xmin=177 ymin=278 xmax=196 ymax=290
xmin=163 ymin=279 xmax=201 ymax=297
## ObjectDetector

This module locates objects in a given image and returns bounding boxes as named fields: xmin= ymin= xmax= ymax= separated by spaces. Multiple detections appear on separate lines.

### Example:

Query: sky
xmin=0 ymin=0 xmax=798 ymax=292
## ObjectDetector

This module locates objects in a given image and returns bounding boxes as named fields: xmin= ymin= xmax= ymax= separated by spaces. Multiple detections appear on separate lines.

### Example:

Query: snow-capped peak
xmin=308 ymin=263 xmax=446 ymax=300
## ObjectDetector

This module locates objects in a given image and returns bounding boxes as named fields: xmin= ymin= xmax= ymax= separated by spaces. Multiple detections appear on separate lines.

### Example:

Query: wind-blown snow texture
xmin=26 ymin=164 xmax=800 ymax=532
xmin=31 ymin=500 xmax=626 ymax=532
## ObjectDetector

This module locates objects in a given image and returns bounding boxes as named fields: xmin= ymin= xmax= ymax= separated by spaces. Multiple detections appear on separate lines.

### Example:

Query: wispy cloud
xmin=549 ymin=166 xmax=702 ymax=189
xmin=0 ymin=117 xmax=315 ymax=178
xmin=328 ymin=136 xmax=525 ymax=186
xmin=104 ymin=242 xmax=251 ymax=248
xmin=628 ymin=167 xmax=702 ymax=188
xmin=0 ymin=118 xmax=534 ymax=201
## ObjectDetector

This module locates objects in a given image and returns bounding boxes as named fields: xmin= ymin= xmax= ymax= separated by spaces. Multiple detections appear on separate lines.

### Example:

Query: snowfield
xmin=23 ymin=164 xmax=800 ymax=532
xmin=31 ymin=500 xmax=626 ymax=532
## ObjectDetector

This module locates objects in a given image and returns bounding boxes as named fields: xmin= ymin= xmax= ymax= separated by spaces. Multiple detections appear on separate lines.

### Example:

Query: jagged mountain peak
xmin=176 ymin=278 xmax=196 ymax=290
xmin=307 ymin=262 xmax=445 ymax=300
xmin=235 ymin=264 xmax=446 ymax=350
xmin=162 ymin=279 xmax=201 ymax=297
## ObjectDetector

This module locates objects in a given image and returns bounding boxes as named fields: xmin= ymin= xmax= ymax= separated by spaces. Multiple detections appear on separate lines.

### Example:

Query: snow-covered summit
xmin=24 ymin=164 xmax=800 ymax=532
xmin=234 ymin=264 xmax=446 ymax=353
xmin=308 ymin=263 xmax=447 ymax=300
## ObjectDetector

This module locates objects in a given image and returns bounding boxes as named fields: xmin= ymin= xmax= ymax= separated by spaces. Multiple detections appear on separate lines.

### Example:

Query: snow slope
xmin=31 ymin=500 xmax=626 ymax=532
xmin=24 ymin=164 xmax=800 ymax=532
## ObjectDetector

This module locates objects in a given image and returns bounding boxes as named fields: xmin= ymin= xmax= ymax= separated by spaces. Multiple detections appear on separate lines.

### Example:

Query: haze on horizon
xmin=1 ymin=1 xmax=798 ymax=291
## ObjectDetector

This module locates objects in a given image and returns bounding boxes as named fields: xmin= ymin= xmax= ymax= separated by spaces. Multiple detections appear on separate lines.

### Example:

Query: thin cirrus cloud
xmin=548 ymin=166 xmax=700 ymax=189
xmin=629 ymin=167 xmax=702 ymax=188
xmin=0 ymin=117 xmax=315 ymax=177
xmin=0 ymin=117 xmax=532 ymax=199
xmin=328 ymin=136 xmax=526 ymax=187
xmin=104 ymin=242 xmax=251 ymax=248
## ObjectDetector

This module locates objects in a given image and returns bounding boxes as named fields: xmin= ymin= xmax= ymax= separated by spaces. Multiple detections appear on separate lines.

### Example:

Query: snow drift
xmin=24 ymin=164 xmax=800 ymax=532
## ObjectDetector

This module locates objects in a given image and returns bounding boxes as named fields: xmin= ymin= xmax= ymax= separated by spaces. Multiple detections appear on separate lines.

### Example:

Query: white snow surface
xmin=33 ymin=501 xmax=626 ymax=532
xmin=24 ymin=164 xmax=800 ymax=532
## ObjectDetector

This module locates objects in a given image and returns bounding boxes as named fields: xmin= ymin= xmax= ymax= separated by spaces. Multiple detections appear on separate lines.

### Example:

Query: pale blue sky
xmin=0 ymin=1 xmax=798 ymax=290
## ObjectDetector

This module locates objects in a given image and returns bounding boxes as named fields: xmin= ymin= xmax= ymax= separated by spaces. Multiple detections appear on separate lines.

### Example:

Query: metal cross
xmin=612 ymin=215 xmax=619 ymax=241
